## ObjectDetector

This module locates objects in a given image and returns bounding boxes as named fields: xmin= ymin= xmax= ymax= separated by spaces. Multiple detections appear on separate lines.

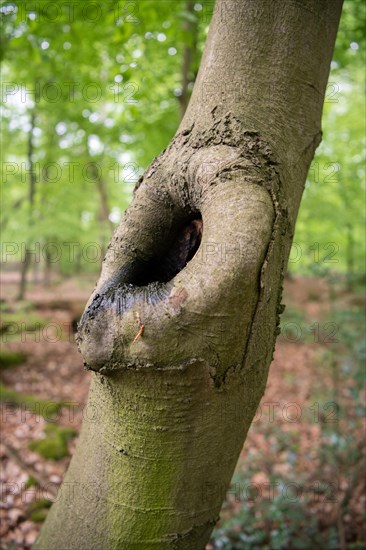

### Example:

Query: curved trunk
xmin=34 ymin=1 xmax=342 ymax=548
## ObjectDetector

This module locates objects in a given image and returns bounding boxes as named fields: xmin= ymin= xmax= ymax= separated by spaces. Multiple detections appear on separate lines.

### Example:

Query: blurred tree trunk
xmin=17 ymin=110 xmax=36 ymax=300
xmin=179 ymin=0 xmax=198 ymax=120
xmin=34 ymin=1 xmax=343 ymax=548
xmin=346 ymin=222 xmax=355 ymax=290
xmin=88 ymin=159 xmax=114 ymax=261
xmin=43 ymin=244 xmax=53 ymax=287
xmin=96 ymin=175 xmax=114 ymax=259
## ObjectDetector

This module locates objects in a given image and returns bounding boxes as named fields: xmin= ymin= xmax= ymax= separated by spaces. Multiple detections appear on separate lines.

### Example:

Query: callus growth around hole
xmin=77 ymin=214 xmax=203 ymax=334
xmin=77 ymin=184 xmax=274 ymax=379
xmin=77 ymin=142 xmax=278 ymax=377
xmin=77 ymin=217 xmax=203 ymax=372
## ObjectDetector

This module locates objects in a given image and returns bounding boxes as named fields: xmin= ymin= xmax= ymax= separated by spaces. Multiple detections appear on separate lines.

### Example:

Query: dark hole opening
xmin=133 ymin=216 xmax=203 ymax=286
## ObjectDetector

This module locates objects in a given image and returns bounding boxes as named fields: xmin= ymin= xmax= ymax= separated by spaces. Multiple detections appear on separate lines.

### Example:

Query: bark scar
xmin=169 ymin=287 xmax=189 ymax=310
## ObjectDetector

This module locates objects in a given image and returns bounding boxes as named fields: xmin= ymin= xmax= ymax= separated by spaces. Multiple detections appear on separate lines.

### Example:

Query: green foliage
xmin=212 ymin=495 xmax=322 ymax=550
xmin=0 ymin=0 xmax=364 ymax=279
xmin=211 ymin=291 xmax=365 ymax=549
xmin=25 ymin=475 xmax=38 ymax=489
xmin=0 ymin=0 xmax=212 ymax=276
xmin=313 ymin=302 xmax=365 ymax=469
xmin=0 ymin=348 xmax=26 ymax=369
xmin=29 ymin=423 xmax=78 ymax=460
xmin=291 ymin=14 xmax=365 ymax=277
xmin=26 ymin=498 xmax=52 ymax=522
xmin=333 ymin=0 xmax=366 ymax=69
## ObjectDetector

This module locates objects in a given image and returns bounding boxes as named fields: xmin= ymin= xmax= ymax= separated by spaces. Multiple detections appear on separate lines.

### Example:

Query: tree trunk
xmin=96 ymin=175 xmax=114 ymax=260
xmin=34 ymin=1 xmax=343 ymax=548
xmin=17 ymin=110 xmax=36 ymax=300
xmin=43 ymin=243 xmax=53 ymax=287
xmin=179 ymin=1 xmax=198 ymax=120
xmin=346 ymin=222 xmax=355 ymax=290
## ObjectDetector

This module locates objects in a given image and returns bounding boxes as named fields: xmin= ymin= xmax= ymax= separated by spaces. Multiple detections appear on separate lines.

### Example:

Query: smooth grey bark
xmin=34 ymin=1 xmax=343 ymax=549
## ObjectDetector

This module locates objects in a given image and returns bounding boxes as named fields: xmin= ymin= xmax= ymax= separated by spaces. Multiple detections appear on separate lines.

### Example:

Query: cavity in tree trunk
xmin=34 ymin=1 xmax=343 ymax=548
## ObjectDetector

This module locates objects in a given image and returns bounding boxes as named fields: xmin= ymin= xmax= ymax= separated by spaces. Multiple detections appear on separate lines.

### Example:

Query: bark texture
xmin=34 ymin=1 xmax=343 ymax=548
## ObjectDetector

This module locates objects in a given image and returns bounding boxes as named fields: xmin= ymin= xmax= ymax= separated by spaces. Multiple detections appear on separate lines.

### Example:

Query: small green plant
xmin=25 ymin=476 xmax=38 ymax=489
xmin=211 ymin=464 xmax=344 ymax=550
xmin=0 ymin=348 xmax=26 ymax=369
xmin=26 ymin=498 xmax=52 ymax=522
xmin=29 ymin=424 xmax=78 ymax=460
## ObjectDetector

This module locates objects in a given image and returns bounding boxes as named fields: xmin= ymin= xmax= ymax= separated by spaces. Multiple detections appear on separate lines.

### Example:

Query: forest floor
xmin=0 ymin=273 xmax=365 ymax=550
